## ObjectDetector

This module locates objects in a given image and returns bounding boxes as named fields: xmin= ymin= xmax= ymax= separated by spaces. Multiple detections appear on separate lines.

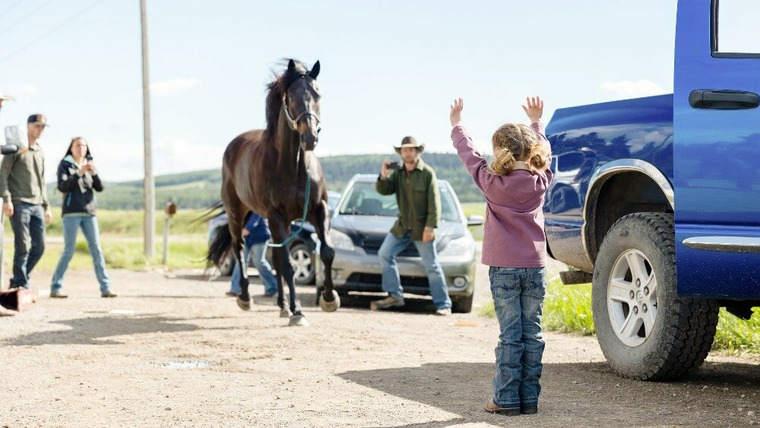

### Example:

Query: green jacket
xmin=376 ymin=158 xmax=440 ymax=240
xmin=0 ymin=143 xmax=49 ymax=209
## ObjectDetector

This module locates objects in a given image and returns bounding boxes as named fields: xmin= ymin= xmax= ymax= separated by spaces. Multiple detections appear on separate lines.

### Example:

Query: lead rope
xmin=268 ymin=161 xmax=311 ymax=249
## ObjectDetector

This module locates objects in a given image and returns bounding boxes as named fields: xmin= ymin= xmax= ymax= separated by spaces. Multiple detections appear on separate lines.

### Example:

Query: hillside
xmin=46 ymin=153 xmax=487 ymax=210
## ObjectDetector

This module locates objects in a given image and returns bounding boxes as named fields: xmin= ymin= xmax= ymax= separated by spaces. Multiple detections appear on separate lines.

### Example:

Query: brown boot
xmin=370 ymin=295 xmax=404 ymax=310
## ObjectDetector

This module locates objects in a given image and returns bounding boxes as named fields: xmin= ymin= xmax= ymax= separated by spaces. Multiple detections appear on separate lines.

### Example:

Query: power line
xmin=0 ymin=0 xmax=109 ymax=65
xmin=0 ymin=0 xmax=59 ymax=38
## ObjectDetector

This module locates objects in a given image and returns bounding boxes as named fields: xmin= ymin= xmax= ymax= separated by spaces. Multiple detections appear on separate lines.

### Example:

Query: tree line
xmin=46 ymin=152 xmax=487 ymax=210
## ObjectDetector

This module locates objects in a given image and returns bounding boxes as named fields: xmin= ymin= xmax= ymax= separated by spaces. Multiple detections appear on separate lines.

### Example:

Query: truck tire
xmin=592 ymin=212 xmax=719 ymax=380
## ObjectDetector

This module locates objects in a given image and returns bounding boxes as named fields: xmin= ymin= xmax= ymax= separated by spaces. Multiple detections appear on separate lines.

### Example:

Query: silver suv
xmin=318 ymin=174 xmax=482 ymax=313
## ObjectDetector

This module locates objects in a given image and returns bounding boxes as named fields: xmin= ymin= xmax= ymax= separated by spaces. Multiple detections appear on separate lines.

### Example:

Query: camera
xmin=387 ymin=161 xmax=401 ymax=170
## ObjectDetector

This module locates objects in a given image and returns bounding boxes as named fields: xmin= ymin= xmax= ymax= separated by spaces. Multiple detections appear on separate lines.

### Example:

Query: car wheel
xmin=452 ymin=293 xmax=474 ymax=313
xmin=592 ymin=212 xmax=719 ymax=380
xmin=218 ymin=252 xmax=234 ymax=276
xmin=289 ymin=242 xmax=315 ymax=285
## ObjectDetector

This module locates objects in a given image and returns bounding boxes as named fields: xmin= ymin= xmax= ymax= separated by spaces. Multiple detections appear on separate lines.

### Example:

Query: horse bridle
xmin=282 ymin=76 xmax=322 ymax=133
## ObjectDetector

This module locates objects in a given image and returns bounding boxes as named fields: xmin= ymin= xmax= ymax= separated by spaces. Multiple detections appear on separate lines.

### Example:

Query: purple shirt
xmin=451 ymin=122 xmax=553 ymax=268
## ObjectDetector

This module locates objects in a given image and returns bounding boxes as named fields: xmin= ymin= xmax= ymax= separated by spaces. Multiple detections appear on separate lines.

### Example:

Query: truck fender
xmin=582 ymin=159 xmax=674 ymax=264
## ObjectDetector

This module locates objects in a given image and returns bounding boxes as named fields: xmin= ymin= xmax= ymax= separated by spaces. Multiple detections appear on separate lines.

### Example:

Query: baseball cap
xmin=27 ymin=114 xmax=49 ymax=127
xmin=0 ymin=88 xmax=15 ymax=101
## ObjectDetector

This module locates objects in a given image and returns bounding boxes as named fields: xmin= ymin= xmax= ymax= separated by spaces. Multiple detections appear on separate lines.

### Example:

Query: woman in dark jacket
xmin=49 ymin=137 xmax=115 ymax=298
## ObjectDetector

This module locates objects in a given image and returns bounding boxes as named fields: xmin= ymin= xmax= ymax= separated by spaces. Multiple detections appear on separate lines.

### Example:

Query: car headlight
xmin=439 ymin=236 xmax=473 ymax=257
xmin=329 ymin=229 xmax=354 ymax=251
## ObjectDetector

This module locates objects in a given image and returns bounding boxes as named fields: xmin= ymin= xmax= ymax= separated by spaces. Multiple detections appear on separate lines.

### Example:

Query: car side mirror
xmin=467 ymin=215 xmax=484 ymax=226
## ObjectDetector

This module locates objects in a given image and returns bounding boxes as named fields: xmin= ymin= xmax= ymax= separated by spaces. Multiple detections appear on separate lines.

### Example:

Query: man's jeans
xmin=377 ymin=232 xmax=451 ymax=310
xmin=489 ymin=266 xmax=546 ymax=408
xmin=9 ymin=203 xmax=46 ymax=288
xmin=230 ymin=241 xmax=278 ymax=296
xmin=51 ymin=215 xmax=111 ymax=294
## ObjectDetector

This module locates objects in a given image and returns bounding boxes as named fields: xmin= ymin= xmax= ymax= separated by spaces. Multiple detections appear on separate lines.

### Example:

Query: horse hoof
xmin=280 ymin=307 xmax=293 ymax=318
xmin=319 ymin=290 xmax=341 ymax=312
xmin=289 ymin=315 xmax=309 ymax=327
xmin=236 ymin=297 xmax=251 ymax=311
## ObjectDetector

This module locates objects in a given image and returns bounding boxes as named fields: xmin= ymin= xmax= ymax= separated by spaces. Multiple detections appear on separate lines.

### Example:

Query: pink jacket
xmin=451 ymin=122 xmax=553 ymax=268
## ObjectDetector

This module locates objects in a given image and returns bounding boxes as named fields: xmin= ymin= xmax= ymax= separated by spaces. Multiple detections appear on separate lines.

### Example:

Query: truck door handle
xmin=689 ymin=89 xmax=760 ymax=110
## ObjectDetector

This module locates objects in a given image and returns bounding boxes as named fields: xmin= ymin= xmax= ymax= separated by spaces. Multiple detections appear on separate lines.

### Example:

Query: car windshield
xmin=338 ymin=181 xmax=460 ymax=222
xmin=327 ymin=192 xmax=341 ymax=212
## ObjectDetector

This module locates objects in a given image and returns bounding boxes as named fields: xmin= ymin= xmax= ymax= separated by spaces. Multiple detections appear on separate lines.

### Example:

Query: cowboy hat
xmin=394 ymin=136 xmax=425 ymax=154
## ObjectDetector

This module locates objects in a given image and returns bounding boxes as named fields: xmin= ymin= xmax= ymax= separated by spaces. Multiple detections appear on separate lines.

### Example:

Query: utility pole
xmin=140 ymin=0 xmax=155 ymax=258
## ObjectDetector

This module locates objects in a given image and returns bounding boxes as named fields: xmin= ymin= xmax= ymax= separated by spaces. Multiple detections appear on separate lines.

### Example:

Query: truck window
xmin=713 ymin=0 xmax=760 ymax=56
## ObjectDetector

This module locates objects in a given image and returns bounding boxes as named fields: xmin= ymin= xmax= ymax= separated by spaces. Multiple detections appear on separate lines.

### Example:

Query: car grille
xmin=360 ymin=237 xmax=420 ymax=257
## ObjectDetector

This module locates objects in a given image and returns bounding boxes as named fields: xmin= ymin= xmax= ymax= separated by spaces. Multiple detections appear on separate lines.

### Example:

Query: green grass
xmin=1 ymin=209 xmax=212 ymax=273
xmin=461 ymin=202 xmax=485 ymax=241
xmin=480 ymin=280 xmax=760 ymax=354
xmin=713 ymin=308 xmax=760 ymax=354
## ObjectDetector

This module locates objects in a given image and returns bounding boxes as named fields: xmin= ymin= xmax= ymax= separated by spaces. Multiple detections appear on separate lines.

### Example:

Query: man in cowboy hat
xmin=372 ymin=136 xmax=452 ymax=316
xmin=0 ymin=113 xmax=53 ymax=291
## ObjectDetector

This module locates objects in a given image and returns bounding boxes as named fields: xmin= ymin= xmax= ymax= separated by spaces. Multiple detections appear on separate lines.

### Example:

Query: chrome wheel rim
xmin=607 ymin=249 xmax=659 ymax=347
xmin=290 ymin=247 xmax=313 ymax=281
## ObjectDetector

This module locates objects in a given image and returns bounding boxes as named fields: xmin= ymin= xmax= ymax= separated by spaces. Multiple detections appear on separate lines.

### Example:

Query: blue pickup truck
xmin=544 ymin=0 xmax=759 ymax=380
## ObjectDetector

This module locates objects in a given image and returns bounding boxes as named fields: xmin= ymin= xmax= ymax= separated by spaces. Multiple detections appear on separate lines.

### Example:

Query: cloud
xmin=153 ymin=136 xmax=223 ymax=175
xmin=600 ymin=80 xmax=667 ymax=98
xmin=149 ymin=78 xmax=200 ymax=97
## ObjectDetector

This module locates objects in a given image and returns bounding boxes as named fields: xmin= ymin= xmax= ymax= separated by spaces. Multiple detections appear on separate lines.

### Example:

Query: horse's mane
xmin=265 ymin=59 xmax=309 ymax=138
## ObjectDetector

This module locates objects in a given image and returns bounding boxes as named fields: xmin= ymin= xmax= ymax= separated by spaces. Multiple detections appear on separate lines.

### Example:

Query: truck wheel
xmin=289 ymin=243 xmax=315 ymax=285
xmin=592 ymin=212 xmax=719 ymax=380
xmin=452 ymin=293 xmax=474 ymax=313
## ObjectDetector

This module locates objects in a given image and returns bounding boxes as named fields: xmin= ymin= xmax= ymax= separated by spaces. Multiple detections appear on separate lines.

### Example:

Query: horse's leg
xmin=269 ymin=213 xmax=307 ymax=326
xmin=312 ymin=199 xmax=339 ymax=312
xmin=271 ymin=244 xmax=290 ymax=318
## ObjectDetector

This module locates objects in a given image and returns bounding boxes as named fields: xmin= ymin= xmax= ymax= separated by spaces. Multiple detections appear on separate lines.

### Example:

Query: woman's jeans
xmin=50 ymin=215 xmax=111 ymax=294
xmin=230 ymin=241 xmax=278 ymax=296
xmin=377 ymin=232 xmax=451 ymax=310
xmin=489 ymin=266 xmax=546 ymax=408
xmin=9 ymin=203 xmax=46 ymax=288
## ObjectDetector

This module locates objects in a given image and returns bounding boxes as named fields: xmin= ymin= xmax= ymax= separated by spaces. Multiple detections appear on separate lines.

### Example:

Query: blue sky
xmin=0 ymin=0 xmax=677 ymax=182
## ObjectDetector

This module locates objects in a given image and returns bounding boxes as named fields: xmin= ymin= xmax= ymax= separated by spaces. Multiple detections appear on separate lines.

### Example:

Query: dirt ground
xmin=1 ymin=256 xmax=759 ymax=428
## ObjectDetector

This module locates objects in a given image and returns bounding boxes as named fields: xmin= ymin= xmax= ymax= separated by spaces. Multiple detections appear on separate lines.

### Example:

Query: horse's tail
xmin=207 ymin=220 xmax=233 ymax=268
xmin=193 ymin=201 xmax=225 ymax=227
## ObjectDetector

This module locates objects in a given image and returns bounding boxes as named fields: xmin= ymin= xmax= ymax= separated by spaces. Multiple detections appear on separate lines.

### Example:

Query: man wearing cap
xmin=373 ymin=136 xmax=453 ymax=316
xmin=0 ymin=113 xmax=53 ymax=290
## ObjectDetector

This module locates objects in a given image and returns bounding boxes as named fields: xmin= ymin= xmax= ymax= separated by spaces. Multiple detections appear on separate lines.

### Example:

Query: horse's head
xmin=282 ymin=59 xmax=321 ymax=151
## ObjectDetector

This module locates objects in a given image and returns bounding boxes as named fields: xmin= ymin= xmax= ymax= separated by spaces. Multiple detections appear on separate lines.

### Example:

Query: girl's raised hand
xmin=522 ymin=96 xmax=544 ymax=124
xmin=450 ymin=98 xmax=464 ymax=128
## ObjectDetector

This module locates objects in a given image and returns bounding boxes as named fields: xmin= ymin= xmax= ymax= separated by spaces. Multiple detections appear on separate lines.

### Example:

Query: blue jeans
xmin=489 ymin=266 xmax=546 ymax=408
xmin=9 ymin=203 xmax=46 ymax=288
xmin=230 ymin=241 xmax=278 ymax=295
xmin=378 ymin=232 xmax=451 ymax=310
xmin=51 ymin=215 xmax=111 ymax=294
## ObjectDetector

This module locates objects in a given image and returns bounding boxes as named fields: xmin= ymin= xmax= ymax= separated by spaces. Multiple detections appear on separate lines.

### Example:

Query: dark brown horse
xmin=207 ymin=59 xmax=339 ymax=326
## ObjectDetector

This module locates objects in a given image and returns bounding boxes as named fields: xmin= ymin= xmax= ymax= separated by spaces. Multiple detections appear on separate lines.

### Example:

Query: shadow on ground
xmin=338 ymin=361 xmax=760 ymax=428
xmin=2 ymin=315 xmax=230 ymax=346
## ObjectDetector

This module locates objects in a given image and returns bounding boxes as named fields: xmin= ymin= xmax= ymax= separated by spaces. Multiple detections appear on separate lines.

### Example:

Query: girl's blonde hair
xmin=489 ymin=123 xmax=550 ymax=175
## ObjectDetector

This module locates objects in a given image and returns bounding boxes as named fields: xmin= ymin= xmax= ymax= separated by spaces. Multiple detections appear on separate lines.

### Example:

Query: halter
xmin=282 ymin=76 xmax=322 ymax=133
